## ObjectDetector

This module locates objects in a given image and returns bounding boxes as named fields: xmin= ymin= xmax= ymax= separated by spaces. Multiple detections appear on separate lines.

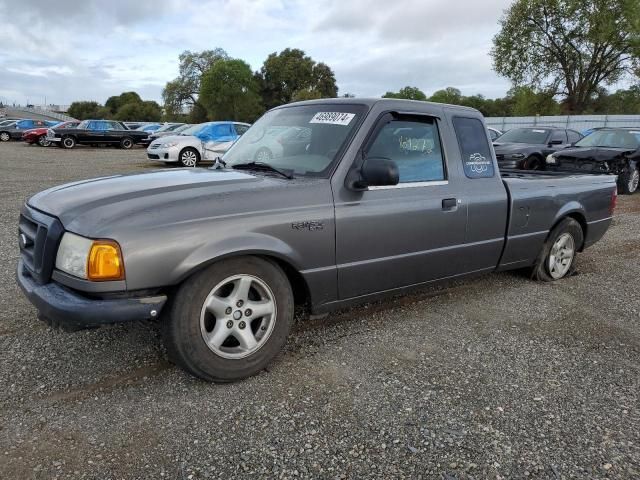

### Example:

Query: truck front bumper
xmin=17 ymin=260 xmax=167 ymax=330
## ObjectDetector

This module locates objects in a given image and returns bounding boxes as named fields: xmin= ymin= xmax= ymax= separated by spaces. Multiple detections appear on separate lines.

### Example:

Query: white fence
xmin=485 ymin=115 xmax=640 ymax=133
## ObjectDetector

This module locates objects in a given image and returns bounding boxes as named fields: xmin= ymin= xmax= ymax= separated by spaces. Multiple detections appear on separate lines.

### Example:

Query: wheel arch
xmin=549 ymin=206 xmax=587 ymax=251
xmin=171 ymin=245 xmax=312 ymax=309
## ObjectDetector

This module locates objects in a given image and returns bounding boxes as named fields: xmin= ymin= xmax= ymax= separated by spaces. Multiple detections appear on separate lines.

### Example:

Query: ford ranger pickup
xmin=17 ymin=99 xmax=617 ymax=382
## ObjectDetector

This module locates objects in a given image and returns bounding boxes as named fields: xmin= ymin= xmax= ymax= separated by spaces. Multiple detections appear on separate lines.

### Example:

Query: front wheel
xmin=37 ymin=135 xmax=51 ymax=147
xmin=119 ymin=137 xmax=134 ymax=149
xmin=179 ymin=147 xmax=200 ymax=167
xmin=524 ymin=155 xmax=543 ymax=170
xmin=619 ymin=167 xmax=639 ymax=195
xmin=163 ymin=257 xmax=294 ymax=382
xmin=533 ymin=218 xmax=583 ymax=282
xmin=61 ymin=136 xmax=76 ymax=149
xmin=0 ymin=132 xmax=10 ymax=142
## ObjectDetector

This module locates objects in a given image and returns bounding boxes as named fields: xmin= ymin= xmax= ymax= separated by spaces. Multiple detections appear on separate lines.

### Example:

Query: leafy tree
xmin=199 ymin=59 xmax=264 ymax=122
xmin=114 ymin=100 xmax=162 ymax=122
xmin=105 ymin=92 xmax=142 ymax=115
xmin=162 ymin=49 xmax=229 ymax=117
xmin=258 ymin=48 xmax=338 ymax=109
xmin=382 ymin=86 xmax=427 ymax=100
xmin=67 ymin=101 xmax=103 ymax=120
xmin=492 ymin=0 xmax=640 ymax=113
xmin=508 ymin=86 xmax=561 ymax=116
xmin=428 ymin=87 xmax=463 ymax=104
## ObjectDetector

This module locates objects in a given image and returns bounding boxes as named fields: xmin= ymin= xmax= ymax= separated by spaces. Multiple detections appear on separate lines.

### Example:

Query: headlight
xmin=546 ymin=154 xmax=556 ymax=164
xmin=510 ymin=153 xmax=525 ymax=159
xmin=161 ymin=142 xmax=178 ymax=148
xmin=55 ymin=232 xmax=125 ymax=281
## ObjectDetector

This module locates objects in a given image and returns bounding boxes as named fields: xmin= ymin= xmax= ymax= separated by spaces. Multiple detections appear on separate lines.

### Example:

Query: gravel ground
xmin=0 ymin=141 xmax=638 ymax=480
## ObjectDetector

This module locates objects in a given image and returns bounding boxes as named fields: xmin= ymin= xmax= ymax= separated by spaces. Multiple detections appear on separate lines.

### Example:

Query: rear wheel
xmin=533 ymin=218 xmax=583 ymax=282
xmin=163 ymin=257 xmax=294 ymax=382
xmin=179 ymin=147 xmax=200 ymax=167
xmin=37 ymin=135 xmax=51 ymax=147
xmin=120 ymin=137 xmax=134 ymax=149
xmin=524 ymin=155 xmax=543 ymax=170
xmin=0 ymin=132 xmax=10 ymax=142
xmin=61 ymin=136 xmax=76 ymax=149
xmin=619 ymin=166 xmax=639 ymax=195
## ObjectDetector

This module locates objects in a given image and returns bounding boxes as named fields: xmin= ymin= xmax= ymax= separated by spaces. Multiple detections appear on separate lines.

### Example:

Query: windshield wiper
xmin=231 ymin=161 xmax=294 ymax=179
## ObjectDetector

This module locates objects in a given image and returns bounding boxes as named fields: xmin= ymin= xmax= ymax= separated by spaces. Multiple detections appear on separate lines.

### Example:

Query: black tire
xmin=532 ymin=217 xmax=583 ymax=282
xmin=37 ymin=135 xmax=51 ymax=147
xmin=0 ymin=132 xmax=10 ymax=142
xmin=523 ymin=155 xmax=543 ymax=170
xmin=61 ymin=136 xmax=76 ymax=149
xmin=618 ymin=166 xmax=639 ymax=195
xmin=254 ymin=147 xmax=273 ymax=162
xmin=179 ymin=147 xmax=200 ymax=167
xmin=120 ymin=137 xmax=134 ymax=149
xmin=163 ymin=256 xmax=294 ymax=382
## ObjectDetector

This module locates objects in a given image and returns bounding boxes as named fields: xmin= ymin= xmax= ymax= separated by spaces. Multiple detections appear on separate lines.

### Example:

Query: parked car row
xmin=0 ymin=119 xmax=59 ymax=142
xmin=491 ymin=126 xmax=640 ymax=194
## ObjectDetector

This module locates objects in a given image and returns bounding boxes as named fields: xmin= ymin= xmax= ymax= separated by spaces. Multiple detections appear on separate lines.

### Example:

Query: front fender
xmin=172 ymin=232 xmax=306 ymax=284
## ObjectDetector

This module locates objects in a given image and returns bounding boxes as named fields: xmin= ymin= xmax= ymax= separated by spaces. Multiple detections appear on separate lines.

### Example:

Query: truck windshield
xmin=223 ymin=104 xmax=366 ymax=177
xmin=575 ymin=130 xmax=640 ymax=149
xmin=497 ymin=128 xmax=550 ymax=144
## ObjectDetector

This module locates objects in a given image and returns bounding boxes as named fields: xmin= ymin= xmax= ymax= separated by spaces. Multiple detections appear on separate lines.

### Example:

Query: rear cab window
xmin=452 ymin=117 xmax=495 ymax=178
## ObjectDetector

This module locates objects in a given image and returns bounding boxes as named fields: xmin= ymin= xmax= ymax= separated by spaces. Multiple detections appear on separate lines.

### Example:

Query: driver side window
xmin=367 ymin=118 xmax=445 ymax=183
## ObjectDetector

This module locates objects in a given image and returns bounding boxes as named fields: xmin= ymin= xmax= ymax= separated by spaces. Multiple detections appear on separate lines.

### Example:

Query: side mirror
xmin=346 ymin=157 xmax=399 ymax=190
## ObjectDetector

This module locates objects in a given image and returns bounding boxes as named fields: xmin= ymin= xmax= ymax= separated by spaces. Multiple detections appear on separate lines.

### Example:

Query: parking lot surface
xmin=0 ymin=142 xmax=638 ymax=479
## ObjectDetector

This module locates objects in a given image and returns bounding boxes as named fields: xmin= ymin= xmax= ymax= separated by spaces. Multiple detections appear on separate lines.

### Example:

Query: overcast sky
xmin=0 ymin=0 xmax=515 ymax=106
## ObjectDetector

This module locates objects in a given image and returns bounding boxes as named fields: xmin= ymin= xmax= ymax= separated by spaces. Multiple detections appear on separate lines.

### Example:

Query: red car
xmin=22 ymin=121 xmax=79 ymax=146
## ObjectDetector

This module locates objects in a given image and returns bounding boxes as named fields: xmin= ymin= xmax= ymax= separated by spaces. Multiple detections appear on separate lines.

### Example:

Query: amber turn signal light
xmin=87 ymin=240 xmax=125 ymax=281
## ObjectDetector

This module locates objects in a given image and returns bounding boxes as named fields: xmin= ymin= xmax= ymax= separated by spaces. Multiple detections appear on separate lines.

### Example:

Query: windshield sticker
xmin=532 ymin=129 xmax=546 ymax=133
xmin=309 ymin=112 xmax=355 ymax=126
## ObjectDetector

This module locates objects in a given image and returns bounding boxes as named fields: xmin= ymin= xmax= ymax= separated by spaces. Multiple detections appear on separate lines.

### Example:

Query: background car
xmin=488 ymin=127 xmax=502 ymax=141
xmin=146 ymin=124 xmax=191 ymax=145
xmin=47 ymin=119 xmax=149 ymax=149
xmin=140 ymin=123 xmax=186 ymax=145
xmin=546 ymin=127 xmax=640 ymax=194
xmin=493 ymin=126 xmax=583 ymax=169
xmin=147 ymin=121 xmax=249 ymax=167
xmin=136 ymin=123 xmax=162 ymax=133
xmin=0 ymin=119 xmax=56 ymax=141
xmin=22 ymin=121 xmax=80 ymax=146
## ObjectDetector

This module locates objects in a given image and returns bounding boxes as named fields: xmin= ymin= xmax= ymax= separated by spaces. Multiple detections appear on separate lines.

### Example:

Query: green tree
xmin=199 ymin=59 xmax=264 ymax=122
xmin=258 ymin=48 xmax=338 ymax=109
xmin=105 ymin=92 xmax=142 ymax=115
xmin=428 ymin=87 xmax=463 ymax=104
xmin=492 ymin=0 xmax=640 ymax=113
xmin=162 ymin=49 xmax=229 ymax=118
xmin=114 ymin=100 xmax=162 ymax=122
xmin=67 ymin=101 xmax=102 ymax=120
xmin=382 ymin=86 xmax=427 ymax=100
xmin=507 ymin=86 xmax=561 ymax=115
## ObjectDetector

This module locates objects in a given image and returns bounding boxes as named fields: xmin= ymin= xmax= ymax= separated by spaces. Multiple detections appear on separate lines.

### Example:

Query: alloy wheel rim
xmin=0 ymin=133 xmax=9 ymax=141
xmin=182 ymin=151 xmax=197 ymax=167
xmin=38 ymin=136 xmax=49 ymax=146
xmin=199 ymin=274 xmax=277 ymax=359
xmin=64 ymin=138 xmax=73 ymax=147
xmin=123 ymin=139 xmax=132 ymax=148
xmin=548 ymin=232 xmax=575 ymax=279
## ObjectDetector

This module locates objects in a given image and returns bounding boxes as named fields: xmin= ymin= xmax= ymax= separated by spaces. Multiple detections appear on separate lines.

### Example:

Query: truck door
xmin=334 ymin=113 xmax=469 ymax=299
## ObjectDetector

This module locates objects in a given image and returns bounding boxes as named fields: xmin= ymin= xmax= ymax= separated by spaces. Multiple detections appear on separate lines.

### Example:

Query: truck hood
xmin=28 ymin=168 xmax=277 ymax=236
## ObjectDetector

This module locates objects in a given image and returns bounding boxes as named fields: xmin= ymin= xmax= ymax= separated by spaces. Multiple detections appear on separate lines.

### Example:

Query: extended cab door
xmin=333 ymin=112 xmax=469 ymax=299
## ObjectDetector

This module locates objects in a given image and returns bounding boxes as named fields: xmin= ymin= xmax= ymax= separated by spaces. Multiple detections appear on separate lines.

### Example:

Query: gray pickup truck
xmin=17 ymin=99 xmax=617 ymax=382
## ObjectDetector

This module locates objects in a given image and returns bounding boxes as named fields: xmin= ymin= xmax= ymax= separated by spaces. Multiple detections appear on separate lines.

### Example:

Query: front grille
xmin=147 ymin=154 xmax=160 ymax=159
xmin=19 ymin=206 xmax=64 ymax=284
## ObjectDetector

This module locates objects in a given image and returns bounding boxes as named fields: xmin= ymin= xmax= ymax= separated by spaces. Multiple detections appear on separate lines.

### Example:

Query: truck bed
xmin=497 ymin=169 xmax=617 ymax=270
